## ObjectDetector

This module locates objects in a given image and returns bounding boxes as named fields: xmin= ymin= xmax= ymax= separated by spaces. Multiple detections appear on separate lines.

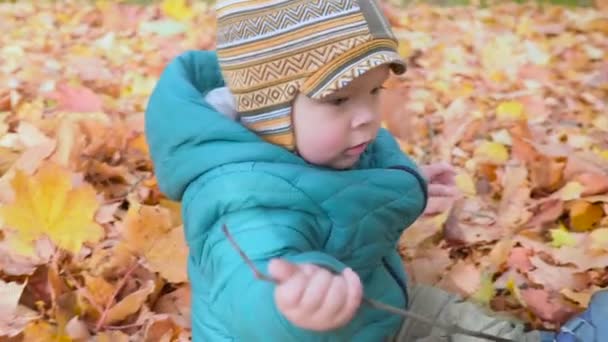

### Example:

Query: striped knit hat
xmin=215 ymin=0 xmax=406 ymax=150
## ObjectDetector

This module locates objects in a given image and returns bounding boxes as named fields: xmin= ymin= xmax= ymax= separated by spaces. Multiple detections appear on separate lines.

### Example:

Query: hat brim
xmin=301 ymin=44 xmax=406 ymax=100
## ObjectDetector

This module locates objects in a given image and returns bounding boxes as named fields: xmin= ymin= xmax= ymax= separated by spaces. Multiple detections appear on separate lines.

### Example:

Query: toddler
xmin=145 ymin=1 xmax=606 ymax=341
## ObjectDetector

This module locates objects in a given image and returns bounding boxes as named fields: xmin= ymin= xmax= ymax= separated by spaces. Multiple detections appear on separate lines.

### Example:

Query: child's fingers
xmin=333 ymin=268 xmax=362 ymax=326
xmin=316 ymin=272 xmax=348 ymax=319
xmin=424 ymin=196 xmax=455 ymax=216
xmin=299 ymin=267 xmax=333 ymax=313
xmin=428 ymin=184 xmax=459 ymax=197
xmin=274 ymin=268 xmax=309 ymax=309
xmin=268 ymin=258 xmax=300 ymax=283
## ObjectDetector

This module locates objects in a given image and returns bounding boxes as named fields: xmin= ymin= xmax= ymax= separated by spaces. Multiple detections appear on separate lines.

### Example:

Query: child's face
xmin=292 ymin=65 xmax=390 ymax=169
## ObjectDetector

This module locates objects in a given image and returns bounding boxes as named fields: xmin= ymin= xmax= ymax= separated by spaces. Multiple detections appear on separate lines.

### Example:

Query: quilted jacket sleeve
xmin=183 ymin=177 xmax=353 ymax=340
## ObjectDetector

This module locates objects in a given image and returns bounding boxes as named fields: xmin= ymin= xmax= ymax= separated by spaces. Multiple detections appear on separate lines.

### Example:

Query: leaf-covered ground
xmin=0 ymin=0 xmax=607 ymax=340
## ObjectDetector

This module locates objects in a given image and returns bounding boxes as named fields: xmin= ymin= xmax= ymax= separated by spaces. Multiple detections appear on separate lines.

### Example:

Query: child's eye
xmin=331 ymin=98 xmax=348 ymax=106
xmin=371 ymin=86 xmax=386 ymax=95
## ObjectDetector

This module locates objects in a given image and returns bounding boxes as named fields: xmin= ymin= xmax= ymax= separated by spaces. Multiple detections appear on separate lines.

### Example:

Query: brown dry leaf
xmin=404 ymin=246 xmax=453 ymax=285
xmin=95 ymin=330 xmax=130 ymax=342
xmin=497 ymin=164 xmax=532 ymax=229
xmin=520 ymin=288 xmax=578 ymax=324
xmin=104 ymin=279 xmax=155 ymax=326
xmin=121 ymin=203 xmax=188 ymax=283
xmin=437 ymin=260 xmax=482 ymax=298
xmin=83 ymin=274 xmax=116 ymax=310
xmin=0 ymin=147 xmax=19 ymax=176
xmin=143 ymin=315 xmax=183 ymax=342
xmin=527 ymin=255 xmax=587 ymax=292
xmin=153 ymin=285 xmax=191 ymax=328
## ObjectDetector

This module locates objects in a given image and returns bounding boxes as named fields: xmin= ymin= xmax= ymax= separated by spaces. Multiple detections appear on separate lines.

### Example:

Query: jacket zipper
xmin=382 ymin=257 xmax=408 ymax=307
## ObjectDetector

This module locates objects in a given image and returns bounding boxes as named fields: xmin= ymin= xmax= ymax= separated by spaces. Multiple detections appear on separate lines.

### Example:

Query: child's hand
xmin=268 ymin=259 xmax=363 ymax=332
xmin=420 ymin=162 xmax=460 ymax=216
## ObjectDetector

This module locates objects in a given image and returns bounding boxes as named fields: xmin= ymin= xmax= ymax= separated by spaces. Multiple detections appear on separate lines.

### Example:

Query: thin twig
xmin=95 ymin=260 xmax=140 ymax=331
xmin=222 ymin=224 xmax=516 ymax=342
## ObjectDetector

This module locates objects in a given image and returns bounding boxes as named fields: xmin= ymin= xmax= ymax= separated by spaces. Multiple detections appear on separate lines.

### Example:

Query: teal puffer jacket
xmin=145 ymin=50 xmax=428 ymax=342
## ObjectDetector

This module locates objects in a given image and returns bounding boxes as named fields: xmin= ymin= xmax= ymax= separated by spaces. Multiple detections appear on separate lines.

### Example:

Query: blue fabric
xmin=145 ymin=50 xmax=428 ymax=341
xmin=555 ymin=290 xmax=608 ymax=342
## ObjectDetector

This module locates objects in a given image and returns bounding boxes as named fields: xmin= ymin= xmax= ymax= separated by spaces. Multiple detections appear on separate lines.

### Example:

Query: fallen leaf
xmin=153 ymin=285 xmax=191 ymax=329
xmin=21 ymin=320 xmax=71 ymax=342
xmin=496 ymin=100 xmax=526 ymax=121
xmin=161 ymin=0 xmax=193 ymax=21
xmin=0 ymin=279 xmax=25 ymax=317
xmin=589 ymin=228 xmax=608 ymax=252
xmin=95 ymin=330 xmax=130 ymax=342
xmin=560 ymin=288 xmax=598 ymax=308
xmin=404 ymin=246 xmax=452 ymax=285
xmin=507 ymin=247 xmax=533 ymax=272
xmin=455 ymin=171 xmax=477 ymax=197
xmin=437 ymin=260 xmax=481 ymax=297
xmin=567 ymin=200 xmax=604 ymax=232
xmin=528 ymin=255 xmax=584 ymax=292
xmin=474 ymin=141 xmax=510 ymax=165
xmin=65 ymin=316 xmax=90 ymax=340
xmin=549 ymin=222 xmax=577 ymax=248
xmin=571 ymin=172 xmax=608 ymax=196
xmin=488 ymin=238 xmax=513 ymax=269
xmin=471 ymin=273 xmax=496 ymax=305
xmin=520 ymin=288 xmax=578 ymax=323
xmin=557 ymin=181 xmax=585 ymax=201
xmin=51 ymin=83 xmax=103 ymax=113
xmin=0 ymin=162 xmax=104 ymax=256
xmin=104 ymin=279 xmax=155 ymax=326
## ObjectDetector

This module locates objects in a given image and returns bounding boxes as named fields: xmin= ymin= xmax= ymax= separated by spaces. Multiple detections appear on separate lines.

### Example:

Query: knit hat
xmin=215 ymin=0 xmax=406 ymax=150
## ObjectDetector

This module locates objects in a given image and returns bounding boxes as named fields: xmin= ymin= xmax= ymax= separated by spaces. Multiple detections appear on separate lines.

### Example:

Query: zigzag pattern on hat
xmin=235 ymin=79 xmax=301 ymax=113
xmin=223 ymin=36 xmax=370 ymax=90
xmin=312 ymin=51 xmax=400 ymax=98
xmin=217 ymin=0 xmax=357 ymax=46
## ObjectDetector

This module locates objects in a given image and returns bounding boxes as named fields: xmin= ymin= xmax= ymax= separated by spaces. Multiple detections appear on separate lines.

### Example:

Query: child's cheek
xmin=298 ymin=125 xmax=348 ymax=165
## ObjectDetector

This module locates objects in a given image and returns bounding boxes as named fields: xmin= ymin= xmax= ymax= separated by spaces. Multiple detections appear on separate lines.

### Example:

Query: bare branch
xmin=221 ymin=224 xmax=515 ymax=342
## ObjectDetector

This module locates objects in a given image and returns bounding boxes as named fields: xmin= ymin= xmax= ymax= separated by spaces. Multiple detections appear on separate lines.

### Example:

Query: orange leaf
xmin=122 ymin=203 xmax=188 ymax=283
xmin=567 ymin=200 xmax=604 ymax=232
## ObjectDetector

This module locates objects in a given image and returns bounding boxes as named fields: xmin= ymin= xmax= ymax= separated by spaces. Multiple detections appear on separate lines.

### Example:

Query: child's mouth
xmin=345 ymin=142 xmax=368 ymax=156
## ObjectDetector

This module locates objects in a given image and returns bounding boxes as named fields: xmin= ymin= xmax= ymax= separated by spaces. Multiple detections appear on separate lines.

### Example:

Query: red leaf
xmin=51 ymin=83 xmax=103 ymax=113
xmin=507 ymin=247 xmax=533 ymax=273
xmin=520 ymin=288 xmax=578 ymax=323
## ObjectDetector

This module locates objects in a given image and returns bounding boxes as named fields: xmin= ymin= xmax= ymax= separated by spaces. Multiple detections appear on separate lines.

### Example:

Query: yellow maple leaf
xmin=474 ymin=141 xmax=510 ymax=164
xmin=455 ymin=171 xmax=477 ymax=197
xmin=161 ymin=0 xmax=193 ymax=21
xmin=0 ymin=162 xmax=103 ymax=256
xmin=550 ymin=223 xmax=577 ymax=248
xmin=496 ymin=101 xmax=526 ymax=121
xmin=22 ymin=320 xmax=71 ymax=342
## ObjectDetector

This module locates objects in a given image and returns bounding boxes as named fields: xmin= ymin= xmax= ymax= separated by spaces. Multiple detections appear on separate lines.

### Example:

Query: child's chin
xmin=327 ymin=156 xmax=360 ymax=170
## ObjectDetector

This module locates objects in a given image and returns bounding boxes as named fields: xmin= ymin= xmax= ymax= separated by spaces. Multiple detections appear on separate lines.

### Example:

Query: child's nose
xmin=351 ymin=105 xmax=377 ymax=129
